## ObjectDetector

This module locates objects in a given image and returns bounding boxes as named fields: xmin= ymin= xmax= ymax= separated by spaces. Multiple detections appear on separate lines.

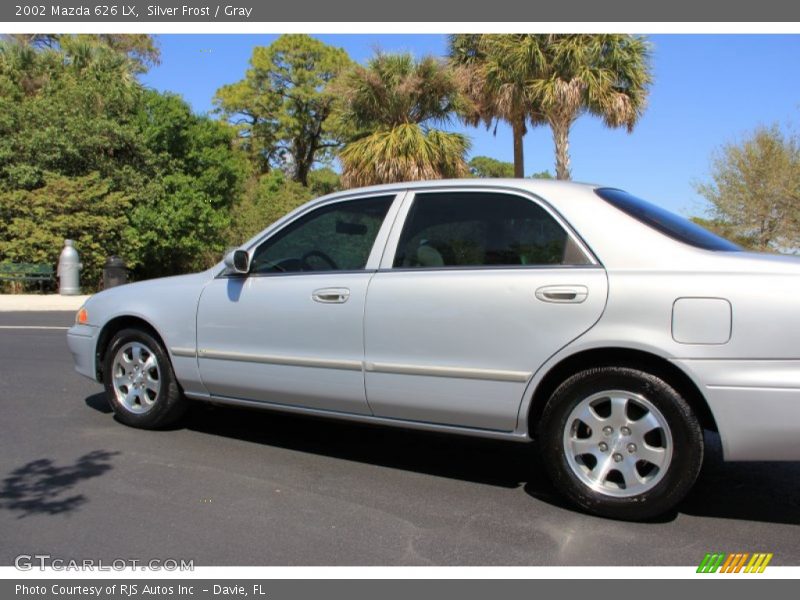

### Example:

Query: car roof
xmin=319 ymin=178 xmax=601 ymax=199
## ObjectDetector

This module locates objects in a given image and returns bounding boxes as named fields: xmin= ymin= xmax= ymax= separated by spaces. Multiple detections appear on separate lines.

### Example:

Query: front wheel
xmin=538 ymin=366 xmax=703 ymax=521
xmin=103 ymin=328 xmax=188 ymax=429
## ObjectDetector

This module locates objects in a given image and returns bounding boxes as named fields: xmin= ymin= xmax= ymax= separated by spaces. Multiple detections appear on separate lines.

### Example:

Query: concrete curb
xmin=0 ymin=294 xmax=90 ymax=312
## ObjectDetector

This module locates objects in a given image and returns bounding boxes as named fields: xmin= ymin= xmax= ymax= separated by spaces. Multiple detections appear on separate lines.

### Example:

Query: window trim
xmin=217 ymin=191 xmax=406 ymax=278
xmin=378 ymin=186 xmax=600 ymax=271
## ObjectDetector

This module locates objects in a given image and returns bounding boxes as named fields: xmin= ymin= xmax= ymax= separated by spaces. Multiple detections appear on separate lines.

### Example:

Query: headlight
xmin=75 ymin=307 xmax=89 ymax=325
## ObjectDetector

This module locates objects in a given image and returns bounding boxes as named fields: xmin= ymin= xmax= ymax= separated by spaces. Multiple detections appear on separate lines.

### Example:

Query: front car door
xmin=363 ymin=187 xmax=609 ymax=431
xmin=196 ymin=192 xmax=400 ymax=414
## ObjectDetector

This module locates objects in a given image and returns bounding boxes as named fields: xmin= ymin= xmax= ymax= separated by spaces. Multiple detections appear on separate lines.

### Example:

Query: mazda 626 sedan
xmin=67 ymin=179 xmax=800 ymax=520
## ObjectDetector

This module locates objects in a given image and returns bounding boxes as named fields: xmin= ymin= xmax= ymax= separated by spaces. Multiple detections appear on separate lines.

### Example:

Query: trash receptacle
xmin=57 ymin=239 xmax=82 ymax=295
xmin=103 ymin=256 xmax=127 ymax=289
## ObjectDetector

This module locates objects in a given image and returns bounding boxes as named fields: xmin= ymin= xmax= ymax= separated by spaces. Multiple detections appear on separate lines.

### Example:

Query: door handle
xmin=535 ymin=285 xmax=589 ymax=304
xmin=312 ymin=287 xmax=350 ymax=304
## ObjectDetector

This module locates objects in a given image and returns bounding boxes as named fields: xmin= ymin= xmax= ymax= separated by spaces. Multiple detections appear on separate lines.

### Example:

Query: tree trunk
xmin=552 ymin=119 xmax=572 ymax=181
xmin=296 ymin=161 xmax=310 ymax=187
xmin=512 ymin=118 xmax=525 ymax=178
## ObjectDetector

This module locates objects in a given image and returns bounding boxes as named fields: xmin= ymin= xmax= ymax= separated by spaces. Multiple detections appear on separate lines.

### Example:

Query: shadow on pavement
xmin=185 ymin=401 xmax=545 ymax=489
xmin=84 ymin=394 xmax=800 ymax=525
xmin=0 ymin=450 xmax=119 ymax=518
xmin=679 ymin=432 xmax=800 ymax=525
xmin=85 ymin=393 xmax=114 ymax=414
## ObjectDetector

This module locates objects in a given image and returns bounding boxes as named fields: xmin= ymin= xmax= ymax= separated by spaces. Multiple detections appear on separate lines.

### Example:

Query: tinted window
xmin=596 ymin=188 xmax=740 ymax=251
xmin=393 ymin=191 xmax=590 ymax=268
xmin=251 ymin=196 xmax=393 ymax=274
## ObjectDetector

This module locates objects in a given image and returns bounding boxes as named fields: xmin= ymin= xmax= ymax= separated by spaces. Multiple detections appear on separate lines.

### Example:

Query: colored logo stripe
xmin=697 ymin=552 xmax=773 ymax=573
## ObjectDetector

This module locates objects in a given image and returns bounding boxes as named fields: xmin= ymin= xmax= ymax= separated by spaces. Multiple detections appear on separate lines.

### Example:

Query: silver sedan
xmin=67 ymin=179 xmax=800 ymax=520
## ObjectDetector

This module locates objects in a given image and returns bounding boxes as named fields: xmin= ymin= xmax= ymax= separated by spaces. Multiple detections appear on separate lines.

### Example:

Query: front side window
xmin=250 ymin=195 xmax=394 ymax=274
xmin=393 ymin=191 xmax=590 ymax=268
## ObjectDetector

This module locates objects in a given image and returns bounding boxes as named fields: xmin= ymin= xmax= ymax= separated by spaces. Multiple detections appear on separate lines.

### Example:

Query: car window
xmin=596 ymin=188 xmax=741 ymax=251
xmin=393 ymin=191 xmax=591 ymax=268
xmin=250 ymin=195 xmax=394 ymax=274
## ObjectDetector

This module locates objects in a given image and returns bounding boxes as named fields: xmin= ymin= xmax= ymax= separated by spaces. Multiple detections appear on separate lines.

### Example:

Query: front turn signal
xmin=76 ymin=307 xmax=88 ymax=325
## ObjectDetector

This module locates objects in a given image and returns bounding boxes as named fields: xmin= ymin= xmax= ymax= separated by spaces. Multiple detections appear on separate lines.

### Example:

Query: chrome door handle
xmin=535 ymin=285 xmax=589 ymax=304
xmin=312 ymin=288 xmax=350 ymax=304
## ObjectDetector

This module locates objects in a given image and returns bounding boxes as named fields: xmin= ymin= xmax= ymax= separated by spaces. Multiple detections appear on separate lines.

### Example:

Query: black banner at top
xmin=2 ymin=0 xmax=800 ymax=23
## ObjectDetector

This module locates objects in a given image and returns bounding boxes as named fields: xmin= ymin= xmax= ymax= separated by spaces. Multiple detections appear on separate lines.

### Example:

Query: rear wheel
xmin=103 ymin=328 xmax=188 ymax=429
xmin=538 ymin=366 xmax=703 ymax=520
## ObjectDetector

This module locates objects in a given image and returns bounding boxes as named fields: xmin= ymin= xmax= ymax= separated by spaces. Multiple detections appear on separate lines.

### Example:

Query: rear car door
xmin=363 ymin=187 xmax=608 ymax=431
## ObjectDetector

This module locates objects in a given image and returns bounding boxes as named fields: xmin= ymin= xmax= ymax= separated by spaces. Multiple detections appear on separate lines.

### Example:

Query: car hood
xmin=81 ymin=268 xmax=216 ymax=324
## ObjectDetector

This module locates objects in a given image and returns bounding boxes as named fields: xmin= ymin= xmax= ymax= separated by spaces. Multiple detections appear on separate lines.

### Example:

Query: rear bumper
xmin=674 ymin=359 xmax=800 ymax=461
xmin=66 ymin=324 xmax=99 ymax=381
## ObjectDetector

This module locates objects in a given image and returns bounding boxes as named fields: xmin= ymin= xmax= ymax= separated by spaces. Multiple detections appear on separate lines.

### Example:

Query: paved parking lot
xmin=1 ymin=311 xmax=799 ymax=566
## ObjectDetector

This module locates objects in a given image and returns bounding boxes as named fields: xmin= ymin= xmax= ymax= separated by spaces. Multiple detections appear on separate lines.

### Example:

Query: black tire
xmin=102 ymin=327 xmax=189 ymax=429
xmin=538 ymin=366 xmax=703 ymax=521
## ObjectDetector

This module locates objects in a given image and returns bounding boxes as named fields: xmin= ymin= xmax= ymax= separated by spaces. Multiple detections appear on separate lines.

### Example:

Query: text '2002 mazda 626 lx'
xmin=67 ymin=179 xmax=800 ymax=520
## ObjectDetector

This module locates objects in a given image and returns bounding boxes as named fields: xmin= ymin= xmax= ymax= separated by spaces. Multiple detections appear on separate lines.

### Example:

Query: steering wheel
xmin=301 ymin=250 xmax=339 ymax=271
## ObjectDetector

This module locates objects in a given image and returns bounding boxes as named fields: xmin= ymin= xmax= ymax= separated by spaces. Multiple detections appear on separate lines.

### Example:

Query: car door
xmin=363 ymin=188 xmax=608 ymax=431
xmin=196 ymin=193 xmax=400 ymax=414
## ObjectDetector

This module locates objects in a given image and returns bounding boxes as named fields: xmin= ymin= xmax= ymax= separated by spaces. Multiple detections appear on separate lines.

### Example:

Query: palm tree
xmin=450 ymin=34 xmax=652 ymax=181
xmin=337 ymin=52 xmax=470 ymax=188
xmin=449 ymin=34 xmax=547 ymax=178
xmin=530 ymin=34 xmax=652 ymax=180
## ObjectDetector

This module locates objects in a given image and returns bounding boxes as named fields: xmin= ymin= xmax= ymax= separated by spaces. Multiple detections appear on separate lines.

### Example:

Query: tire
xmin=102 ymin=327 xmax=188 ymax=429
xmin=538 ymin=366 xmax=703 ymax=521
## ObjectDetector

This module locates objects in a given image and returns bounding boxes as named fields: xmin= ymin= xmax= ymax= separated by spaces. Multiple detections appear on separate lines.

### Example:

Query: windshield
xmin=595 ymin=188 xmax=741 ymax=252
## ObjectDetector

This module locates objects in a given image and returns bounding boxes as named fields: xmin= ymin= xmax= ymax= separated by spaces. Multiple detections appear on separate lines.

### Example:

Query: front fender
xmin=85 ymin=269 xmax=215 ymax=396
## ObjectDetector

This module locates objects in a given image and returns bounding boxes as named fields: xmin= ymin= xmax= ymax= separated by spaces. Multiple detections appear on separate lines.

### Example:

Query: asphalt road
xmin=1 ymin=311 xmax=799 ymax=566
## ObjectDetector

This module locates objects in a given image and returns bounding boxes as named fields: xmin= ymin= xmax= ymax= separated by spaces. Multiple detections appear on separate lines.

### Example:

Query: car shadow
xmin=186 ymin=401 xmax=544 ymax=489
xmin=678 ymin=431 xmax=800 ymax=525
xmin=85 ymin=393 xmax=114 ymax=414
xmin=0 ymin=450 xmax=119 ymax=518
xmin=84 ymin=395 xmax=800 ymax=525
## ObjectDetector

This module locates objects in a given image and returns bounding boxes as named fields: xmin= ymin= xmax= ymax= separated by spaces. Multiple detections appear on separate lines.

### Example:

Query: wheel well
xmin=526 ymin=347 xmax=718 ymax=437
xmin=95 ymin=316 xmax=165 ymax=381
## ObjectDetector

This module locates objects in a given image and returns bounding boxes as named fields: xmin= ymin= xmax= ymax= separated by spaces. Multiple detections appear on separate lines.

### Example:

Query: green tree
xmin=0 ymin=173 xmax=137 ymax=288
xmin=0 ymin=39 xmax=248 ymax=286
xmin=6 ymin=34 xmax=160 ymax=73
xmin=128 ymin=91 xmax=249 ymax=277
xmin=307 ymin=167 xmax=342 ymax=196
xmin=528 ymin=34 xmax=652 ymax=181
xmin=695 ymin=125 xmax=800 ymax=252
xmin=214 ymin=34 xmax=353 ymax=185
xmin=451 ymin=34 xmax=651 ymax=181
xmin=450 ymin=34 xmax=545 ymax=178
xmin=226 ymin=171 xmax=313 ymax=246
xmin=468 ymin=155 xmax=514 ymax=178
xmin=337 ymin=52 xmax=470 ymax=187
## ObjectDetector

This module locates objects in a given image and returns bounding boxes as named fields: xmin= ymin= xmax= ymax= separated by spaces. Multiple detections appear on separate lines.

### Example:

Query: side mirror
xmin=224 ymin=249 xmax=250 ymax=275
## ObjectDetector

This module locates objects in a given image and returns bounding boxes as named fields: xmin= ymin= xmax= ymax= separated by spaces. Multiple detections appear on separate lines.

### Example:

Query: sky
xmin=139 ymin=34 xmax=800 ymax=216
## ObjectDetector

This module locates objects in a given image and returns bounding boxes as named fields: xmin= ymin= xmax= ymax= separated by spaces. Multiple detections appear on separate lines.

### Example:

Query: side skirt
xmin=184 ymin=391 xmax=531 ymax=443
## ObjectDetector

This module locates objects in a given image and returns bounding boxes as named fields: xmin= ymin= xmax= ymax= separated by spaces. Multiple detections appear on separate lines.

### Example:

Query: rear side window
xmin=393 ymin=191 xmax=591 ymax=268
xmin=596 ymin=188 xmax=740 ymax=251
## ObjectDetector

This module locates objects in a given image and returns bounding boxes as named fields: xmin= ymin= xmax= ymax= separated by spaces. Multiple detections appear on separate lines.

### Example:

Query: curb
xmin=0 ymin=294 xmax=91 ymax=312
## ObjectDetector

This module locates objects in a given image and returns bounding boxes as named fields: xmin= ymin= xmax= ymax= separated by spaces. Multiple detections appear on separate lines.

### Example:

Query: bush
xmin=0 ymin=172 xmax=137 ymax=290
